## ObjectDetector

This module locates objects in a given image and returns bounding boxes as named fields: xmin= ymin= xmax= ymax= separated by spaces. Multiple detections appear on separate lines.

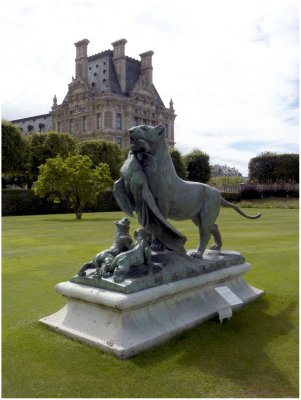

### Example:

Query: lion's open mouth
xmin=130 ymin=139 xmax=150 ymax=154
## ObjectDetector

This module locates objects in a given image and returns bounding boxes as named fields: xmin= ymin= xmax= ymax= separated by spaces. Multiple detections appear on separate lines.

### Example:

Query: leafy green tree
xmin=120 ymin=146 xmax=131 ymax=163
xmin=34 ymin=155 xmax=113 ymax=219
xmin=27 ymin=131 xmax=77 ymax=178
xmin=169 ymin=147 xmax=187 ymax=179
xmin=2 ymin=119 xmax=29 ymax=174
xmin=78 ymin=140 xmax=122 ymax=180
xmin=184 ymin=148 xmax=210 ymax=183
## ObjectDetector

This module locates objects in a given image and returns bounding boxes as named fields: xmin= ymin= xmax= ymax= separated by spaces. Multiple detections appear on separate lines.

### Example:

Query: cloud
xmin=1 ymin=0 xmax=299 ymax=176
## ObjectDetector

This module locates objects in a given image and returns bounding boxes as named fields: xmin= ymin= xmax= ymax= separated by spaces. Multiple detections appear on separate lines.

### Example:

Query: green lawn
xmin=2 ymin=209 xmax=299 ymax=398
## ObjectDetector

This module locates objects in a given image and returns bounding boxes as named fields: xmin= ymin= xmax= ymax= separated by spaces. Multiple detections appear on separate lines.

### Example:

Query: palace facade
xmin=12 ymin=39 xmax=176 ymax=148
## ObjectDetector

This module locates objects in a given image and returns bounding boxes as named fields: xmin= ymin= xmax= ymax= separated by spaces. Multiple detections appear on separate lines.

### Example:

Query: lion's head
xmin=128 ymin=124 xmax=166 ymax=154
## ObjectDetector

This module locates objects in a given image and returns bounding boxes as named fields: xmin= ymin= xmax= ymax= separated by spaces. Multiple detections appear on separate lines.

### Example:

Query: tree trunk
xmin=75 ymin=210 xmax=82 ymax=220
xmin=75 ymin=204 xmax=83 ymax=219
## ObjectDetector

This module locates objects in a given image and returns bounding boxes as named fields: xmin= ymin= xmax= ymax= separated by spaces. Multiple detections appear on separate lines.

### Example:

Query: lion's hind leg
xmin=78 ymin=261 xmax=93 ymax=277
xmin=190 ymin=217 xmax=212 ymax=259
xmin=209 ymin=223 xmax=222 ymax=251
xmin=197 ymin=222 xmax=213 ymax=257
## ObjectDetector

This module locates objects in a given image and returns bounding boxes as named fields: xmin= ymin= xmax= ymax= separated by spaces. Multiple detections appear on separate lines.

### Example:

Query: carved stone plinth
xmin=40 ymin=260 xmax=263 ymax=359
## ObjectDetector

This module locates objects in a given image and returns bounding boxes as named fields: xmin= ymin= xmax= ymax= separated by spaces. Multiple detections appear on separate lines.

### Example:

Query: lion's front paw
xmin=103 ymin=272 xmax=113 ymax=279
xmin=209 ymin=244 xmax=221 ymax=251
xmin=190 ymin=251 xmax=203 ymax=259
xmin=92 ymin=269 xmax=102 ymax=279
xmin=150 ymin=239 xmax=165 ymax=252
xmin=113 ymin=268 xmax=126 ymax=283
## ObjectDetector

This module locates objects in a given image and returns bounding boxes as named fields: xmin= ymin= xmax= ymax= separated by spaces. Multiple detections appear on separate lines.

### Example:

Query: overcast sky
xmin=1 ymin=0 xmax=299 ymax=175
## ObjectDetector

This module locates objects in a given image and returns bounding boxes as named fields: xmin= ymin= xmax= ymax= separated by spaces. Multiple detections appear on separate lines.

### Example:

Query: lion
xmin=114 ymin=124 xmax=261 ymax=258
xmin=114 ymin=147 xmax=186 ymax=252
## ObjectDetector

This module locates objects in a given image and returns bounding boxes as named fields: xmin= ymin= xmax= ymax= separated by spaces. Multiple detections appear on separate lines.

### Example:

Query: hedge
xmin=239 ymin=184 xmax=299 ymax=199
xmin=2 ymin=190 xmax=120 ymax=216
xmin=3 ymin=186 xmax=298 ymax=216
xmin=220 ymin=192 xmax=241 ymax=202
xmin=248 ymin=153 xmax=299 ymax=183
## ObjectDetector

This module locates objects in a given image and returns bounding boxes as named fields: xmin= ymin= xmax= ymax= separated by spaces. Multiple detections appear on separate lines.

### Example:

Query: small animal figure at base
xmin=77 ymin=217 xmax=133 ymax=277
xmin=93 ymin=256 xmax=114 ymax=278
xmin=111 ymin=228 xmax=151 ymax=283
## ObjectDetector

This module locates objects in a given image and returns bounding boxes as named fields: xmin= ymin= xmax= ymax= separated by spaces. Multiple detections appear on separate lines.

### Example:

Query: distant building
xmin=210 ymin=164 xmax=242 ymax=177
xmin=11 ymin=113 xmax=52 ymax=134
xmin=11 ymin=39 xmax=176 ymax=148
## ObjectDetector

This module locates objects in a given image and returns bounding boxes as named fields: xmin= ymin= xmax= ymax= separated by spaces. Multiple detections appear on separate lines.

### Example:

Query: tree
xmin=2 ymin=119 xmax=29 ymax=174
xmin=27 ymin=131 xmax=77 ymax=178
xmin=120 ymin=146 xmax=131 ymax=163
xmin=184 ymin=148 xmax=210 ymax=183
xmin=169 ymin=147 xmax=187 ymax=179
xmin=34 ymin=155 xmax=113 ymax=219
xmin=249 ymin=153 xmax=299 ymax=183
xmin=78 ymin=140 xmax=122 ymax=180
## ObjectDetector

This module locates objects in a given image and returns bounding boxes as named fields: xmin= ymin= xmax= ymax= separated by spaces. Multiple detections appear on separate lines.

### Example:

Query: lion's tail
xmin=221 ymin=197 xmax=261 ymax=220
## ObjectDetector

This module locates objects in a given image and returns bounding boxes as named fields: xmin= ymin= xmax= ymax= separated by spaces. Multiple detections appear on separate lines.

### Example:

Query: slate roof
xmin=125 ymin=57 xmax=141 ymax=94
xmin=11 ymin=113 xmax=51 ymax=123
xmin=87 ymin=51 xmax=164 ymax=106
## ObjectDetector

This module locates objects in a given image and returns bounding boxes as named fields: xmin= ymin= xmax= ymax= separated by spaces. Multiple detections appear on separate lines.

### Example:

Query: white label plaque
xmin=215 ymin=286 xmax=243 ymax=306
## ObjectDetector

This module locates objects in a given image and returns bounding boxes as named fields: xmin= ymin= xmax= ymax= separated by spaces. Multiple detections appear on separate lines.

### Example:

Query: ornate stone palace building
xmin=11 ymin=39 xmax=176 ymax=148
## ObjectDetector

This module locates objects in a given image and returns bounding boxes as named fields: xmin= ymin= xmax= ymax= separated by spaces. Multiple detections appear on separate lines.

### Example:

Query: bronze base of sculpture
xmin=70 ymin=249 xmax=245 ymax=294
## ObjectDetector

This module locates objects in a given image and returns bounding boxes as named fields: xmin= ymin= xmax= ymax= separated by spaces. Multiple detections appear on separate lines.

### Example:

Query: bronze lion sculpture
xmin=114 ymin=124 xmax=261 ymax=258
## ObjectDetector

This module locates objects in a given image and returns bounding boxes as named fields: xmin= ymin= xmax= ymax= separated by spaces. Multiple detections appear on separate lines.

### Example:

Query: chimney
xmin=139 ymin=50 xmax=154 ymax=86
xmin=112 ymin=39 xmax=127 ymax=93
xmin=74 ymin=39 xmax=89 ymax=83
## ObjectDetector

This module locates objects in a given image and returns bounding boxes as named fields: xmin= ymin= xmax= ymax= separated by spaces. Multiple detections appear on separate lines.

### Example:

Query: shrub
xmin=2 ymin=190 xmax=120 ymax=216
xmin=184 ymin=148 xmax=210 ymax=183
xmin=221 ymin=192 xmax=241 ymax=202
xmin=169 ymin=147 xmax=187 ymax=179
xmin=78 ymin=140 xmax=123 ymax=180
xmin=2 ymin=189 xmax=68 ymax=216
xmin=239 ymin=184 xmax=299 ymax=199
xmin=2 ymin=119 xmax=29 ymax=174
xmin=248 ymin=153 xmax=299 ymax=183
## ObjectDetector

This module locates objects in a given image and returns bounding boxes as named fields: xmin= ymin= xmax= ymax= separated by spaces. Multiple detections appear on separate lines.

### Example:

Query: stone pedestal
xmin=40 ymin=261 xmax=263 ymax=359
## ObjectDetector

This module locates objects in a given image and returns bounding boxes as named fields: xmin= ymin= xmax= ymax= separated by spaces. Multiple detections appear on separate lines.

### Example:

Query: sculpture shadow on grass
xmin=178 ymin=297 xmax=297 ymax=397
xmin=131 ymin=297 xmax=297 ymax=397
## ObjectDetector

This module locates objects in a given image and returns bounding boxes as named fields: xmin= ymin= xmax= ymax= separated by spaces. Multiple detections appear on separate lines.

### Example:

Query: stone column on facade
xmin=74 ymin=39 xmax=90 ymax=83
xmin=86 ymin=114 xmax=91 ymax=136
xmin=112 ymin=39 xmax=127 ymax=93
xmin=139 ymin=51 xmax=154 ymax=86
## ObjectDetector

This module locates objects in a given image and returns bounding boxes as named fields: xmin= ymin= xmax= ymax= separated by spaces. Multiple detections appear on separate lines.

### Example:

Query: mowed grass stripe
xmin=2 ymin=209 xmax=299 ymax=398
